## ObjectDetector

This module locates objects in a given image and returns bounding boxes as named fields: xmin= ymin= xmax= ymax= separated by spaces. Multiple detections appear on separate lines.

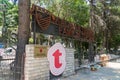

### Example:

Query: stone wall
xmin=24 ymin=45 xmax=75 ymax=80
xmin=63 ymin=48 xmax=75 ymax=77
xmin=24 ymin=45 xmax=49 ymax=80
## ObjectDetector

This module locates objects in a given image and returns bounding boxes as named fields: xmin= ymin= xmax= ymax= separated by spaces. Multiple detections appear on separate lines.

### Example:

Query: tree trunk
xmin=103 ymin=29 xmax=108 ymax=51
xmin=88 ymin=42 xmax=94 ymax=62
xmin=89 ymin=0 xmax=95 ymax=62
xmin=15 ymin=0 xmax=30 ymax=80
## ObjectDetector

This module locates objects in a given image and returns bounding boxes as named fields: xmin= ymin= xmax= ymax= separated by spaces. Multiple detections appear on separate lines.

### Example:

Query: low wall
xmin=24 ymin=45 xmax=49 ymax=80
xmin=63 ymin=48 xmax=75 ymax=77
xmin=24 ymin=45 xmax=75 ymax=80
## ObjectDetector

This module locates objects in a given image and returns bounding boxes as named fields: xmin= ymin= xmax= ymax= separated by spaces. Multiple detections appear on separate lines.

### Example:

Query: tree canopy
xmin=0 ymin=0 xmax=18 ymax=46
xmin=31 ymin=0 xmax=90 ymax=27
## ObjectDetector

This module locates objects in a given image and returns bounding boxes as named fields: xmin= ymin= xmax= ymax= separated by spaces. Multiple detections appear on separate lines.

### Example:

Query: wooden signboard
xmin=31 ymin=4 xmax=94 ymax=42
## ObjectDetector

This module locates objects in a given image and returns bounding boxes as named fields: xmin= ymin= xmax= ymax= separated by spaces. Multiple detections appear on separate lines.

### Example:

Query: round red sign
xmin=47 ymin=43 xmax=66 ymax=76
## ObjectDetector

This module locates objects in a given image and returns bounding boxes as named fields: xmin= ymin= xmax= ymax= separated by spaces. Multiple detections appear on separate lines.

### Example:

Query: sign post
xmin=47 ymin=43 xmax=66 ymax=76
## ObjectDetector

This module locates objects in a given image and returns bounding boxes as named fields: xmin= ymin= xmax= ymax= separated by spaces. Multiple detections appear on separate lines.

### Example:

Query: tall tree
xmin=89 ymin=0 xmax=120 ymax=52
xmin=0 ymin=0 xmax=18 ymax=46
xmin=15 ymin=0 xmax=30 ymax=79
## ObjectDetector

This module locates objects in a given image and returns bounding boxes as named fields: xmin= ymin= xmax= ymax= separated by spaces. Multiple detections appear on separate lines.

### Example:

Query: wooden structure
xmin=30 ymin=4 xmax=94 ymax=42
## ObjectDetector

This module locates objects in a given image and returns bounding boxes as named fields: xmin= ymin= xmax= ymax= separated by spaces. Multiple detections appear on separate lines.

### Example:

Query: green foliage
xmin=0 ymin=12 xmax=2 ymax=26
xmin=33 ymin=0 xmax=90 ymax=27
xmin=6 ymin=5 xmax=18 ymax=28
xmin=92 ymin=0 xmax=120 ymax=51
xmin=0 ymin=0 xmax=18 ymax=28
xmin=111 ymin=34 xmax=120 ymax=49
xmin=0 ymin=0 xmax=18 ymax=46
xmin=64 ymin=0 xmax=89 ymax=26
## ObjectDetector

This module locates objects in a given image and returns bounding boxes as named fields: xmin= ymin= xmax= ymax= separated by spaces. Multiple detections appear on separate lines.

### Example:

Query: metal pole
xmin=33 ymin=16 xmax=36 ymax=44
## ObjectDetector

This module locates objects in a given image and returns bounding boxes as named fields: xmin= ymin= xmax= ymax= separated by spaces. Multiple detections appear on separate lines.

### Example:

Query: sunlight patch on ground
xmin=106 ymin=62 xmax=120 ymax=69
